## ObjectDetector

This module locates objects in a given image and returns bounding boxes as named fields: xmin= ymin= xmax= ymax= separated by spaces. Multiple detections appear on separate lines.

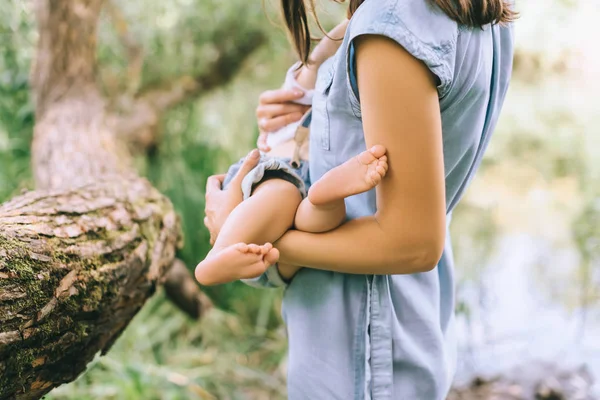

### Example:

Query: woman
xmin=204 ymin=0 xmax=515 ymax=398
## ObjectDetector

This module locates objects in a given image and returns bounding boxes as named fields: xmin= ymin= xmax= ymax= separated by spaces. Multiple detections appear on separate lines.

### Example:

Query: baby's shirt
xmin=265 ymin=63 xmax=314 ymax=149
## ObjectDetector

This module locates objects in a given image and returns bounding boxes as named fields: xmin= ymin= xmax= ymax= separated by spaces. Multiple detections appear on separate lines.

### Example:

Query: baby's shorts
xmin=222 ymin=155 xmax=310 ymax=200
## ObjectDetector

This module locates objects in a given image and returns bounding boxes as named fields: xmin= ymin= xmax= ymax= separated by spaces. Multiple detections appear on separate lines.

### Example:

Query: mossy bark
xmin=0 ymin=0 xmax=181 ymax=398
xmin=0 ymin=180 xmax=180 ymax=399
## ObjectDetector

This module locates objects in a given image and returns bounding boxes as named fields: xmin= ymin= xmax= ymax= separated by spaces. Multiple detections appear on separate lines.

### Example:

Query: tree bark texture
xmin=0 ymin=180 xmax=179 ymax=400
xmin=0 ymin=0 xmax=266 ymax=397
xmin=0 ymin=0 xmax=180 ymax=398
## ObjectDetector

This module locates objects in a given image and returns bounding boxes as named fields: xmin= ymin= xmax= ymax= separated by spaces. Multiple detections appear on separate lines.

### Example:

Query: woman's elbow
xmin=385 ymin=234 xmax=445 ymax=274
xmin=413 ymin=239 xmax=444 ymax=273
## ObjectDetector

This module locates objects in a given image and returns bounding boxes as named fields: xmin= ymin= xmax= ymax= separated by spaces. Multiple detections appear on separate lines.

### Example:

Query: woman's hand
xmin=256 ymin=89 xmax=310 ymax=152
xmin=203 ymin=149 xmax=261 ymax=245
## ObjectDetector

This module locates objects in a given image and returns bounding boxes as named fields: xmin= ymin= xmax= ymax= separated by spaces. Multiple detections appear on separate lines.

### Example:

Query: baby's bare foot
xmin=195 ymin=242 xmax=279 ymax=286
xmin=308 ymin=145 xmax=388 ymax=205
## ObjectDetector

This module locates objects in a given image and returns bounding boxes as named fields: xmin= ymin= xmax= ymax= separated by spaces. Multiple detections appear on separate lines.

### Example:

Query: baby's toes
xmin=264 ymin=247 xmax=280 ymax=266
xmin=234 ymin=243 xmax=250 ymax=253
xmin=247 ymin=244 xmax=262 ymax=254
xmin=377 ymin=158 xmax=388 ymax=171
xmin=376 ymin=164 xmax=387 ymax=178
xmin=357 ymin=149 xmax=377 ymax=165
xmin=369 ymin=170 xmax=383 ymax=186
xmin=259 ymin=243 xmax=273 ymax=255
xmin=369 ymin=145 xmax=387 ymax=159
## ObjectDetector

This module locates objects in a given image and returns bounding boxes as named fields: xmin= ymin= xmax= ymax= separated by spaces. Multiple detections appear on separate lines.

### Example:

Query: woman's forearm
xmin=279 ymin=35 xmax=447 ymax=276
xmin=275 ymin=36 xmax=448 ymax=277
xmin=276 ymin=215 xmax=442 ymax=275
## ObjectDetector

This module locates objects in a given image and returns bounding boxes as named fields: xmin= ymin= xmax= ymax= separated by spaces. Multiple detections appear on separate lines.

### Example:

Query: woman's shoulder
xmin=347 ymin=0 xmax=459 ymax=96
xmin=348 ymin=0 xmax=458 ymax=51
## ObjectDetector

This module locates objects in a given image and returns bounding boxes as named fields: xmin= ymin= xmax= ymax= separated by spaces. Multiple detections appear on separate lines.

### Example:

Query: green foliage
xmin=1 ymin=0 xmax=599 ymax=397
xmin=47 ymin=293 xmax=288 ymax=400
xmin=0 ymin=1 xmax=35 ymax=199
xmin=0 ymin=0 xmax=341 ymax=397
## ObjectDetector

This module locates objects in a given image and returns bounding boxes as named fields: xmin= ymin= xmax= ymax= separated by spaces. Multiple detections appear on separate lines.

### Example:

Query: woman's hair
xmin=281 ymin=0 xmax=517 ymax=64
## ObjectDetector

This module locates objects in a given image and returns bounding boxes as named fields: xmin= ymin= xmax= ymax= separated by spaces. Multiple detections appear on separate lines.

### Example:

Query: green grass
xmin=46 ymin=291 xmax=288 ymax=400
xmin=2 ymin=0 xmax=600 ymax=398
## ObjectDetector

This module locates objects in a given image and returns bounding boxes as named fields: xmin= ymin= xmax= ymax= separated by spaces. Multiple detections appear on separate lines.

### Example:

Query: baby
xmin=195 ymin=20 xmax=388 ymax=285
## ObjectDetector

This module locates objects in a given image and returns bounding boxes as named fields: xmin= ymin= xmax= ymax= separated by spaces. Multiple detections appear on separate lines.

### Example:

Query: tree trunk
xmin=0 ymin=1 xmax=181 ymax=398
xmin=0 ymin=179 xmax=179 ymax=400
xmin=0 ymin=0 xmax=266 ymax=395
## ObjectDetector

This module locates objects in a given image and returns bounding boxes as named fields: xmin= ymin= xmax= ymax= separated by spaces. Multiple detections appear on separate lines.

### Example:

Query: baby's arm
xmin=295 ymin=19 xmax=349 ymax=90
xmin=261 ymin=19 xmax=348 ymax=152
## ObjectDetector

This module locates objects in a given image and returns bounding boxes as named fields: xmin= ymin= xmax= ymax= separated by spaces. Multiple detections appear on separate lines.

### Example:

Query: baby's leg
xmin=195 ymin=179 xmax=302 ymax=285
xmin=294 ymin=145 xmax=388 ymax=233
xmin=294 ymin=198 xmax=347 ymax=233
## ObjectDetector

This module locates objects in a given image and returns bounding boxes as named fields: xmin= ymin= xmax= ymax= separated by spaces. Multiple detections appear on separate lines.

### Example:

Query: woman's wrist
xmin=274 ymin=231 xmax=293 ymax=264
xmin=277 ymin=262 xmax=301 ymax=281
xmin=274 ymin=232 xmax=303 ymax=280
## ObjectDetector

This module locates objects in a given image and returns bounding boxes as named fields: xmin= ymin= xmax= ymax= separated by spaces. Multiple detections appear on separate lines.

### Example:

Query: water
xmin=454 ymin=233 xmax=600 ymax=394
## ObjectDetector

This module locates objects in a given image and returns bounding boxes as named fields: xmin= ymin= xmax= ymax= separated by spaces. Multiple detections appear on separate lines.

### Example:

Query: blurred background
xmin=1 ymin=0 xmax=599 ymax=398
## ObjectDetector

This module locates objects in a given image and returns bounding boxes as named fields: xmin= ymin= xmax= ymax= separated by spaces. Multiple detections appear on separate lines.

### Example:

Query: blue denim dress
xmin=246 ymin=0 xmax=515 ymax=398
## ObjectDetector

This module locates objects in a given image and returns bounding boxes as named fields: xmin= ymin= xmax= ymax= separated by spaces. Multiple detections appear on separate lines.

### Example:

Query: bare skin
xmin=308 ymin=145 xmax=388 ymax=205
xmin=256 ymin=19 xmax=349 ymax=152
xmin=198 ymin=243 xmax=280 ymax=286
xmin=275 ymin=35 xmax=446 ymax=279
xmin=204 ymin=35 xmax=446 ymax=282
xmin=196 ymin=19 xmax=358 ymax=286
xmin=294 ymin=19 xmax=349 ymax=90
xmin=294 ymin=145 xmax=388 ymax=232
xmin=195 ymin=146 xmax=388 ymax=285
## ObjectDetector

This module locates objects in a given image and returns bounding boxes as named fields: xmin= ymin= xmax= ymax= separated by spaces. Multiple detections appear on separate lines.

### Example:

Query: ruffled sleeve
xmin=346 ymin=0 xmax=459 ymax=110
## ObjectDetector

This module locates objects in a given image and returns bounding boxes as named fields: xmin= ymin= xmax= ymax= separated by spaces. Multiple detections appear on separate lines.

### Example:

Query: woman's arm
xmin=276 ymin=35 xmax=447 ymax=276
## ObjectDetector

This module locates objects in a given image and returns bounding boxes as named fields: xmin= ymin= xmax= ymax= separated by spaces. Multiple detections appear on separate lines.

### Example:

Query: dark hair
xmin=281 ymin=0 xmax=517 ymax=64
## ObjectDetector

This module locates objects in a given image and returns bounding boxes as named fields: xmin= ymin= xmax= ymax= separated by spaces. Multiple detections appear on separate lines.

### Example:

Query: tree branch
xmin=0 ymin=1 xmax=182 ymax=397
xmin=163 ymin=259 xmax=213 ymax=320
xmin=111 ymin=29 xmax=267 ymax=151
xmin=0 ymin=178 xmax=181 ymax=399
xmin=31 ymin=0 xmax=105 ymax=118
xmin=101 ymin=2 xmax=231 ymax=318
xmin=104 ymin=0 xmax=144 ymax=95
